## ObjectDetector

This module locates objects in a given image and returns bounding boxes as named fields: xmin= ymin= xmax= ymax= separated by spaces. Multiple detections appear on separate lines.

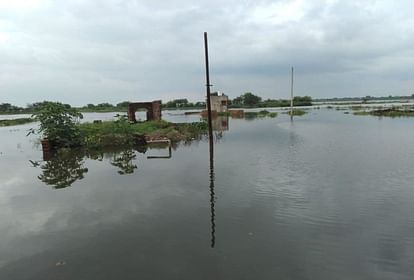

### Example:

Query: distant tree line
xmin=163 ymin=99 xmax=205 ymax=109
xmin=0 ymin=94 xmax=310 ymax=114
xmin=230 ymin=92 xmax=312 ymax=108
xmin=0 ymin=101 xmax=77 ymax=114
xmin=314 ymin=94 xmax=414 ymax=102
xmin=11 ymin=92 xmax=414 ymax=114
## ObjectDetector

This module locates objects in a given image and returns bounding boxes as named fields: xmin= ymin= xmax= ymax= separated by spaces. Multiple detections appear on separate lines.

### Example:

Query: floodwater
xmin=1 ymin=109 xmax=414 ymax=280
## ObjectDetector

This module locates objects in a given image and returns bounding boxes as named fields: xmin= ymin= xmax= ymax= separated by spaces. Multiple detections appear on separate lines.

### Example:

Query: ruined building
xmin=208 ymin=92 xmax=228 ymax=113
xmin=128 ymin=100 xmax=162 ymax=122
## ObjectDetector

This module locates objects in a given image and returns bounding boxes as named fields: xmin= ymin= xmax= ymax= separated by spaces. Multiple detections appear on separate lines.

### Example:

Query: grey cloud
xmin=0 ymin=0 xmax=413 ymax=106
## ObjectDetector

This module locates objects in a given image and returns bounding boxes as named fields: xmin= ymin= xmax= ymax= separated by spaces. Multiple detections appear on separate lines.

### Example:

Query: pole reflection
xmin=209 ymin=128 xmax=216 ymax=248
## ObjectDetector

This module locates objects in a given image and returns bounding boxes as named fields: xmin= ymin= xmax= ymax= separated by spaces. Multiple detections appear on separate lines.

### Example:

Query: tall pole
xmin=204 ymin=32 xmax=215 ymax=248
xmin=204 ymin=32 xmax=213 ymax=143
xmin=290 ymin=66 xmax=294 ymax=120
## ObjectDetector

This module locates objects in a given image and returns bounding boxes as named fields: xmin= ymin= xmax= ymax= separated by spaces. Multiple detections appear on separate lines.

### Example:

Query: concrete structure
xmin=208 ymin=92 xmax=228 ymax=113
xmin=128 ymin=100 xmax=162 ymax=122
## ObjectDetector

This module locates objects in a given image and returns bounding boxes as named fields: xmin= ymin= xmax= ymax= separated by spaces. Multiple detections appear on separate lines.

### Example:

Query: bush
xmin=30 ymin=101 xmax=83 ymax=147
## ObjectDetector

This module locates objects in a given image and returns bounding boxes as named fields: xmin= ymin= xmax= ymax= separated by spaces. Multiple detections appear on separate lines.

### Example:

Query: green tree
xmin=243 ymin=92 xmax=261 ymax=106
xmin=30 ymin=101 xmax=83 ymax=147
xmin=116 ymin=101 xmax=130 ymax=108
xmin=96 ymin=102 xmax=114 ymax=108
xmin=233 ymin=92 xmax=262 ymax=107
xmin=293 ymin=96 xmax=312 ymax=106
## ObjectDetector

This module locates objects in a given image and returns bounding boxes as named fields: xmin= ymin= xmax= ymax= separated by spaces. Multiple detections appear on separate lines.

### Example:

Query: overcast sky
xmin=0 ymin=0 xmax=413 ymax=106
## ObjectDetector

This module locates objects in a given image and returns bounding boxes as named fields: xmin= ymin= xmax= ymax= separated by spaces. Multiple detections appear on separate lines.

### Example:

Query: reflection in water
xmin=146 ymin=140 xmax=173 ymax=159
xmin=209 ymin=124 xmax=216 ymax=248
xmin=32 ymin=147 xmax=146 ymax=188
xmin=36 ymin=149 xmax=88 ymax=189
xmin=31 ymin=141 xmax=178 ymax=189
xmin=211 ymin=116 xmax=229 ymax=132
xmin=110 ymin=149 xmax=138 ymax=175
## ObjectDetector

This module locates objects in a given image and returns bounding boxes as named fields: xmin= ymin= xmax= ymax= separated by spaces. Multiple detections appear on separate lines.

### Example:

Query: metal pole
xmin=204 ymin=32 xmax=213 ymax=142
xmin=290 ymin=67 xmax=294 ymax=120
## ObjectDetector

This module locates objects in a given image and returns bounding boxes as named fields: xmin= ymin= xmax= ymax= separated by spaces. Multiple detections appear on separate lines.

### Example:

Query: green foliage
xmin=354 ymin=109 xmax=414 ymax=117
xmin=285 ymin=109 xmax=307 ymax=116
xmin=80 ymin=102 xmax=118 ymax=112
xmin=293 ymin=96 xmax=312 ymax=106
xmin=0 ymin=103 xmax=24 ymax=113
xmin=30 ymin=101 xmax=83 ymax=147
xmin=244 ymin=110 xmax=277 ymax=119
xmin=116 ymin=101 xmax=130 ymax=108
xmin=96 ymin=102 xmax=114 ymax=108
xmin=0 ymin=118 xmax=35 ymax=127
xmin=231 ymin=95 xmax=312 ymax=108
xmin=353 ymin=111 xmax=369 ymax=116
xmin=78 ymin=119 xmax=208 ymax=149
xmin=163 ymin=99 xmax=205 ymax=109
xmin=258 ymin=99 xmax=290 ymax=108
xmin=232 ymin=92 xmax=262 ymax=107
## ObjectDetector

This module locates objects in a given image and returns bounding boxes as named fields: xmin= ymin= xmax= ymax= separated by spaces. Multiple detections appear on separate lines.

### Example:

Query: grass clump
xmin=244 ymin=110 xmax=277 ymax=119
xmin=0 ymin=118 xmax=35 ymax=127
xmin=354 ymin=108 xmax=414 ymax=117
xmin=285 ymin=109 xmax=307 ymax=116
xmin=353 ymin=111 xmax=370 ymax=116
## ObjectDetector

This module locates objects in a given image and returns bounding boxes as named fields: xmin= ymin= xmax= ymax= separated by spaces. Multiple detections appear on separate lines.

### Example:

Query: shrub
xmin=30 ymin=101 xmax=83 ymax=147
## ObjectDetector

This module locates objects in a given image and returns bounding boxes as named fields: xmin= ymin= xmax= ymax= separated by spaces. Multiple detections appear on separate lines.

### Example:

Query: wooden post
xmin=204 ymin=32 xmax=213 ymax=143
xmin=290 ymin=66 xmax=294 ymax=120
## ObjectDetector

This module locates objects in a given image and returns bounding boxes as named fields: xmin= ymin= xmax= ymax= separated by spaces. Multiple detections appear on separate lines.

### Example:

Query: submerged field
xmin=1 ymin=109 xmax=414 ymax=279
xmin=0 ymin=117 xmax=35 ymax=127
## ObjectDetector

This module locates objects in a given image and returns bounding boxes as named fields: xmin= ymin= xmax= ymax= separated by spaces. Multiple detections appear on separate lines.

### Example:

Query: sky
xmin=0 ymin=0 xmax=413 ymax=106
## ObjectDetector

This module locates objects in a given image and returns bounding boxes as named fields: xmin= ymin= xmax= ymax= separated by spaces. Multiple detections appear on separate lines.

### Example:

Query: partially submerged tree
xmin=29 ymin=101 xmax=83 ymax=147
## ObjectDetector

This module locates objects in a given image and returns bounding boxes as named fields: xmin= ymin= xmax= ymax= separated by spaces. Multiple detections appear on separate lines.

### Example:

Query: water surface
xmin=0 ymin=110 xmax=414 ymax=279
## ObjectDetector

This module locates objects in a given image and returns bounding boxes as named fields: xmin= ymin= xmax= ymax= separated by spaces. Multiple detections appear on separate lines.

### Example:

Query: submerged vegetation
xmin=285 ymin=109 xmax=307 ymax=116
xmin=353 ymin=108 xmax=414 ymax=117
xmin=0 ymin=118 xmax=35 ymax=127
xmin=244 ymin=110 xmax=278 ymax=119
xmin=79 ymin=116 xmax=208 ymax=149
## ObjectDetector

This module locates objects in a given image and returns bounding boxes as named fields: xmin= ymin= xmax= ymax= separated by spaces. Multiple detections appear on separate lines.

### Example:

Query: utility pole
xmin=204 ymin=32 xmax=213 ymax=143
xmin=290 ymin=67 xmax=294 ymax=120
xmin=204 ymin=32 xmax=215 ymax=248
